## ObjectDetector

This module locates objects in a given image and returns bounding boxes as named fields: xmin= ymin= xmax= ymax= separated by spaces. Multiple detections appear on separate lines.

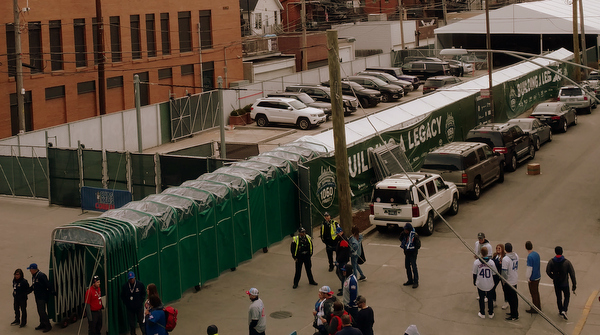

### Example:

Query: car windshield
xmin=373 ymin=188 xmax=412 ymax=205
xmin=422 ymin=154 xmax=463 ymax=171
xmin=424 ymin=79 xmax=445 ymax=87
xmin=532 ymin=105 xmax=559 ymax=115
xmin=296 ymin=94 xmax=314 ymax=104
xmin=289 ymin=100 xmax=307 ymax=109
xmin=345 ymin=81 xmax=364 ymax=90
xmin=560 ymin=88 xmax=583 ymax=96
xmin=507 ymin=120 xmax=532 ymax=130
xmin=367 ymin=77 xmax=388 ymax=86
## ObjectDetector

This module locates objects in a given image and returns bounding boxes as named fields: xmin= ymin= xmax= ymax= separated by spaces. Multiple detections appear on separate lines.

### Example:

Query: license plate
xmin=384 ymin=208 xmax=398 ymax=215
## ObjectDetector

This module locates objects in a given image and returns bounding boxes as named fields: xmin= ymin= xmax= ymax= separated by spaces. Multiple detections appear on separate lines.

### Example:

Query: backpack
xmin=330 ymin=311 xmax=350 ymax=335
xmin=163 ymin=306 xmax=178 ymax=331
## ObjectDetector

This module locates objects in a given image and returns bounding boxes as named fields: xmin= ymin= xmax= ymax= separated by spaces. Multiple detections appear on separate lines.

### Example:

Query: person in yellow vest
xmin=321 ymin=212 xmax=340 ymax=272
xmin=291 ymin=227 xmax=318 ymax=289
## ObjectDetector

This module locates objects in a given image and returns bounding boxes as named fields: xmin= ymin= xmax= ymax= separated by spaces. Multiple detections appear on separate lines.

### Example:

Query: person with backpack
xmin=335 ymin=228 xmax=350 ymax=296
xmin=399 ymin=224 xmax=421 ymax=289
xmin=327 ymin=301 xmax=350 ymax=335
xmin=349 ymin=226 xmax=366 ymax=281
xmin=145 ymin=295 xmax=167 ymax=335
xmin=546 ymin=246 xmax=577 ymax=320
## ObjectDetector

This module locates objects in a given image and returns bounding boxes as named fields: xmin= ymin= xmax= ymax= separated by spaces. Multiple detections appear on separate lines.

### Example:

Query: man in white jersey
xmin=502 ymin=243 xmax=519 ymax=321
xmin=474 ymin=232 xmax=493 ymax=301
xmin=473 ymin=246 xmax=497 ymax=319
xmin=247 ymin=288 xmax=266 ymax=335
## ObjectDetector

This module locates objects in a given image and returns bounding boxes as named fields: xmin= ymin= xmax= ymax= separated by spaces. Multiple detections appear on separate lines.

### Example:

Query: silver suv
xmin=250 ymin=97 xmax=326 ymax=130
xmin=369 ymin=172 xmax=459 ymax=236
xmin=557 ymin=85 xmax=594 ymax=114
xmin=420 ymin=142 xmax=504 ymax=200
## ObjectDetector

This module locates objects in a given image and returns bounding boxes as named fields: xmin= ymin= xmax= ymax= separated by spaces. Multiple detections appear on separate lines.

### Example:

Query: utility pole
xmin=95 ymin=0 xmax=106 ymax=115
xmin=326 ymin=30 xmax=352 ymax=234
xmin=13 ymin=0 xmax=25 ymax=133
xmin=301 ymin=0 xmax=308 ymax=71
xmin=134 ymin=75 xmax=143 ymax=153
xmin=217 ymin=76 xmax=226 ymax=158
xmin=399 ymin=1 xmax=405 ymax=50
xmin=572 ymin=0 xmax=580 ymax=82
xmin=442 ymin=0 xmax=447 ymax=26
xmin=578 ymin=0 xmax=587 ymax=78
xmin=485 ymin=0 xmax=494 ymax=122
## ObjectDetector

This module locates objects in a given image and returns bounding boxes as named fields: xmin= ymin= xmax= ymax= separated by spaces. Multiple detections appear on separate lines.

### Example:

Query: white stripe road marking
xmin=368 ymin=242 xmax=428 ymax=249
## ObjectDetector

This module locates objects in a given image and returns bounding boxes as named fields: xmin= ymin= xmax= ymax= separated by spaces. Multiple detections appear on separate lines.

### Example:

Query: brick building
xmin=0 ymin=0 xmax=243 ymax=138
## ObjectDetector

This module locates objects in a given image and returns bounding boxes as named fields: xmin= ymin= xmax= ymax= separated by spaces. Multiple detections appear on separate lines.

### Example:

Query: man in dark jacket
xmin=291 ymin=227 xmax=318 ymax=289
xmin=121 ymin=271 xmax=146 ymax=335
xmin=399 ymin=223 xmax=421 ymax=288
xmin=28 ymin=263 xmax=52 ymax=332
xmin=12 ymin=268 xmax=29 ymax=328
xmin=321 ymin=212 xmax=340 ymax=271
xmin=354 ymin=296 xmax=374 ymax=335
xmin=546 ymin=246 xmax=577 ymax=320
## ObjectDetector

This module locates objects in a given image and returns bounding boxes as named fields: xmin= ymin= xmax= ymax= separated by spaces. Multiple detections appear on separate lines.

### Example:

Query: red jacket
xmin=85 ymin=286 xmax=103 ymax=311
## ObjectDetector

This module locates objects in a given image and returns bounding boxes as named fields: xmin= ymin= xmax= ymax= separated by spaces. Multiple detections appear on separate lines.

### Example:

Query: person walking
xmin=492 ymin=244 xmax=506 ymax=309
xmin=354 ymin=296 xmax=374 ymax=335
xmin=342 ymin=264 xmax=359 ymax=321
xmin=291 ymin=227 xmax=318 ymax=289
xmin=399 ymin=223 xmax=421 ymax=288
xmin=12 ymin=268 xmax=29 ymax=328
xmin=247 ymin=288 xmax=266 ymax=335
xmin=335 ymin=228 xmax=350 ymax=296
xmin=121 ymin=271 xmax=147 ymax=335
xmin=336 ymin=315 xmax=363 ymax=335
xmin=474 ymin=232 xmax=492 ymax=301
xmin=502 ymin=243 xmax=519 ymax=321
xmin=144 ymin=295 xmax=166 ymax=335
xmin=144 ymin=283 xmax=159 ymax=315
xmin=525 ymin=241 xmax=542 ymax=314
xmin=349 ymin=226 xmax=366 ymax=281
xmin=85 ymin=276 xmax=103 ymax=335
xmin=546 ymin=246 xmax=577 ymax=320
xmin=28 ymin=263 xmax=52 ymax=332
xmin=321 ymin=212 xmax=340 ymax=272
xmin=473 ymin=247 xmax=496 ymax=319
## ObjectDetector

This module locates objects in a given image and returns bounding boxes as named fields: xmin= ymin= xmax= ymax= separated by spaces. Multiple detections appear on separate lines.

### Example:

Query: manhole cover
xmin=270 ymin=311 xmax=293 ymax=319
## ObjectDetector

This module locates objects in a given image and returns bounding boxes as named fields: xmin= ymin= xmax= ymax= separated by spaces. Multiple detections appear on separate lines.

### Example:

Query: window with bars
xmin=49 ymin=20 xmax=63 ymax=71
xmin=160 ymin=13 xmax=171 ymax=55
xmin=107 ymin=76 xmax=124 ymax=89
xmin=28 ymin=22 xmax=43 ymax=73
xmin=110 ymin=16 xmax=122 ymax=62
xmin=74 ymin=19 xmax=87 ymax=67
xmin=45 ymin=85 xmax=65 ymax=100
xmin=131 ymin=15 xmax=141 ymax=59
xmin=146 ymin=14 xmax=157 ymax=58
xmin=158 ymin=67 xmax=172 ymax=80
xmin=5 ymin=24 xmax=16 ymax=77
xmin=77 ymin=81 xmax=96 ymax=94
xmin=255 ymin=13 xmax=262 ymax=29
xmin=181 ymin=64 xmax=194 ymax=76
xmin=178 ymin=11 xmax=192 ymax=53
xmin=199 ymin=10 xmax=212 ymax=50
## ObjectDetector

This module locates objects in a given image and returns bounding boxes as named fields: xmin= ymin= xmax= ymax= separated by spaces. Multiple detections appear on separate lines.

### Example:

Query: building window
xmin=158 ymin=67 xmax=172 ymax=80
xmin=146 ymin=14 xmax=157 ymax=58
xmin=46 ymin=85 xmax=65 ymax=100
xmin=274 ymin=11 xmax=278 ymax=25
xmin=160 ymin=13 xmax=171 ymax=55
xmin=28 ymin=22 xmax=43 ymax=74
xmin=199 ymin=10 xmax=212 ymax=50
xmin=74 ymin=19 xmax=87 ymax=67
xmin=178 ymin=11 xmax=192 ymax=53
xmin=130 ymin=15 xmax=141 ymax=59
xmin=92 ymin=18 xmax=100 ymax=64
xmin=255 ymin=13 xmax=262 ymax=29
xmin=10 ymin=91 xmax=32 ymax=135
xmin=110 ymin=16 xmax=122 ymax=62
xmin=77 ymin=81 xmax=96 ymax=94
xmin=202 ymin=61 xmax=214 ymax=91
xmin=107 ymin=76 xmax=124 ymax=89
xmin=49 ymin=20 xmax=63 ymax=71
xmin=181 ymin=64 xmax=194 ymax=76
xmin=5 ymin=24 xmax=16 ymax=77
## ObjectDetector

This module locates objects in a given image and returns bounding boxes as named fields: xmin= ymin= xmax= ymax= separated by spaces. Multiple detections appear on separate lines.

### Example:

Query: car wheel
xmin=256 ymin=114 xmax=269 ymax=127
xmin=573 ymin=114 xmax=578 ymax=125
xmin=534 ymin=136 xmax=541 ymax=151
xmin=448 ymin=195 xmax=459 ymax=215
xmin=506 ymin=154 xmax=517 ymax=172
xmin=421 ymin=212 xmax=434 ymax=236
xmin=497 ymin=165 xmax=505 ymax=183
xmin=360 ymin=98 xmax=369 ymax=108
xmin=376 ymin=226 xmax=387 ymax=234
xmin=562 ymin=119 xmax=568 ymax=133
xmin=548 ymin=130 xmax=553 ymax=142
xmin=471 ymin=178 xmax=482 ymax=200
xmin=528 ymin=144 xmax=535 ymax=160
xmin=298 ymin=118 xmax=311 ymax=130
xmin=380 ymin=94 xmax=390 ymax=103
xmin=587 ymin=106 xmax=593 ymax=114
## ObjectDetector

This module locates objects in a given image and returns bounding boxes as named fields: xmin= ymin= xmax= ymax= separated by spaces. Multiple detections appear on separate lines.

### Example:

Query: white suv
xmin=369 ymin=172 xmax=459 ymax=235
xmin=250 ymin=97 xmax=326 ymax=130
xmin=557 ymin=85 xmax=594 ymax=114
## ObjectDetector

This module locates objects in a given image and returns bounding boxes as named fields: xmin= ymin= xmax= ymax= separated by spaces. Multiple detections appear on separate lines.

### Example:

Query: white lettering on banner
xmin=514 ymin=69 xmax=563 ymax=98
xmin=348 ymin=151 xmax=370 ymax=178
xmin=407 ymin=116 xmax=442 ymax=149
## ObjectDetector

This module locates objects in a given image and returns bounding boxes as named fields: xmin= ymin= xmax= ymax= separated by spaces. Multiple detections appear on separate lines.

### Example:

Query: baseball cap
xmin=27 ymin=263 xmax=38 ymax=270
xmin=246 ymin=288 xmax=259 ymax=296
xmin=298 ymin=227 xmax=306 ymax=233
xmin=319 ymin=285 xmax=332 ymax=294
xmin=477 ymin=232 xmax=485 ymax=239
xmin=128 ymin=271 xmax=135 ymax=280
xmin=335 ymin=227 xmax=343 ymax=234
xmin=92 ymin=275 xmax=100 ymax=283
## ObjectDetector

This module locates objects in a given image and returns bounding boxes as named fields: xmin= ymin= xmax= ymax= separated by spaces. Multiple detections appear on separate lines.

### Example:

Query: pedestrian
xmin=12 ymin=268 xmax=29 ymax=328
xmin=207 ymin=324 xmax=219 ymax=335
xmin=314 ymin=286 xmax=332 ymax=335
xmin=349 ymin=226 xmax=366 ymax=281
xmin=327 ymin=301 xmax=350 ymax=335
xmin=145 ymin=283 xmax=159 ymax=315
xmin=291 ymin=227 xmax=318 ymax=289
xmin=502 ymin=243 xmax=519 ymax=321
xmin=321 ymin=212 xmax=340 ymax=272
xmin=144 ymin=295 xmax=166 ymax=335
xmin=354 ymin=296 xmax=374 ymax=335
xmin=335 ymin=227 xmax=350 ymax=296
xmin=474 ymin=232 xmax=492 ymax=301
xmin=472 ymin=247 xmax=496 ymax=319
xmin=399 ymin=223 xmax=421 ymax=288
xmin=525 ymin=241 xmax=542 ymax=313
xmin=342 ymin=264 xmax=359 ymax=321
xmin=546 ymin=246 xmax=577 ymax=320
xmin=247 ymin=288 xmax=266 ymax=335
xmin=28 ymin=263 xmax=52 ymax=332
xmin=121 ymin=271 xmax=147 ymax=335
xmin=336 ymin=315 xmax=363 ymax=335
xmin=85 ymin=276 xmax=103 ymax=335
xmin=492 ymin=244 xmax=506 ymax=309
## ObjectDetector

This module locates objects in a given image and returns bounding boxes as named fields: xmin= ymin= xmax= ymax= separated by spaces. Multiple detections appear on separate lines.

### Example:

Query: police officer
xmin=291 ymin=227 xmax=318 ymax=289
xmin=321 ymin=212 xmax=340 ymax=272
xmin=121 ymin=271 xmax=146 ymax=335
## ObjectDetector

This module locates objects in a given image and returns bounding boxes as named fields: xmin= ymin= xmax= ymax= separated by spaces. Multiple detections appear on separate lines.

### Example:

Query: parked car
xmin=465 ymin=123 xmax=535 ymax=172
xmin=357 ymin=71 xmax=414 ymax=92
xmin=343 ymin=76 xmax=403 ymax=102
xmin=445 ymin=60 xmax=474 ymax=76
xmin=459 ymin=54 xmax=487 ymax=70
xmin=285 ymin=85 xmax=359 ymax=114
xmin=364 ymin=66 xmax=421 ymax=88
xmin=404 ymin=56 xmax=462 ymax=77
xmin=267 ymin=92 xmax=332 ymax=119
xmin=529 ymin=102 xmax=577 ymax=133
xmin=250 ymin=97 xmax=326 ymax=130
xmin=588 ymin=71 xmax=600 ymax=81
xmin=321 ymin=80 xmax=381 ymax=108
xmin=422 ymin=76 xmax=461 ymax=94
xmin=420 ymin=142 xmax=504 ymax=200
xmin=402 ymin=61 xmax=452 ymax=80
xmin=369 ymin=172 xmax=459 ymax=235
xmin=506 ymin=118 xmax=552 ymax=150
xmin=557 ymin=85 xmax=594 ymax=114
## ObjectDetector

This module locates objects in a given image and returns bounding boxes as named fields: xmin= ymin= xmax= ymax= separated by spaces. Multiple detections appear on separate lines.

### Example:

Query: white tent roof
xmin=295 ymin=48 xmax=573 ymax=152
xmin=435 ymin=0 xmax=600 ymax=35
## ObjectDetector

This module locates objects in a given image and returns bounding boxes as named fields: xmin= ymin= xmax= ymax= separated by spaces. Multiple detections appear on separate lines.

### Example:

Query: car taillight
xmin=412 ymin=205 xmax=419 ymax=217
xmin=251 ymin=107 xmax=254 ymax=111
xmin=551 ymin=116 xmax=561 ymax=120
xmin=493 ymin=147 xmax=508 ymax=154
xmin=584 ymin=96 xmax=588 ymax=100
xmin=370 ymin=203 xmax=374 ymax=215
xmin=528 ymin=116 xmax=535 ymax=118
xmin=462 ymin=173 xmax=468 ymax=184
xmin=557 ymin=97 xmax=560 ymax=101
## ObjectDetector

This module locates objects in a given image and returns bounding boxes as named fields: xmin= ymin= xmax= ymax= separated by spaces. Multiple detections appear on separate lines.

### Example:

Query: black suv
xmin=285 ymin=85 xmax=359 ymax=114
xmin=465 ymin=123 xmax=535 ymax=172
xmin=343 ymin=76 xmax=403 ymax=102
xmin=402 ymin=61 xmax=452 ymax=80
xmin=321 ymin=80 xmax=381 ymax=108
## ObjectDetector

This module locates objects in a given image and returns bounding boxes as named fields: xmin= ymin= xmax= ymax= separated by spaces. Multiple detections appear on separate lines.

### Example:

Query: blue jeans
xmin=404 ymin=252 xmax=418 ymax=283
xmin=350 ymin=255 xmax=364 ymax=278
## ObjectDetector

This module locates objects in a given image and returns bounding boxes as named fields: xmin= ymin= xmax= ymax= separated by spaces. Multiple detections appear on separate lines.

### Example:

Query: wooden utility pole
xmin=14 ymin=0 xmax=25 ymax=133
xmin=301 ymin=0 xmax=308 ymax=71
xmin=326 ymin=30 xmax=352 ymax=234
xmin=578 ymin=0 xmax=587 ymax=78
xmin=572 ymin=0 xmax=580 ymax=82
xmin=399 ymin=1 xmax=405 ymax=50
xmin=442 ymin=0 xmax=447 ymax=26
xmin=485 ymin=0 xmax=494 ymax=122
xmin=95 ymin=0 xmax=106 ymax=115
